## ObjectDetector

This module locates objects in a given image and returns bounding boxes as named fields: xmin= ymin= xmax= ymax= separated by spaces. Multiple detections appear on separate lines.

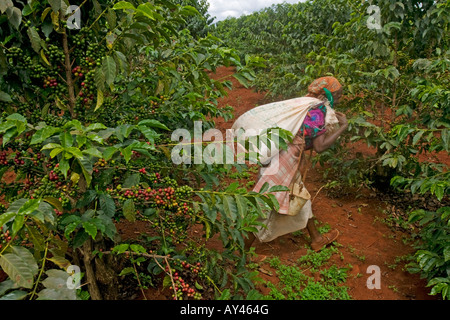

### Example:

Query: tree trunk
xmin=81 ymin=238 xmax=103 ymax=300
xmin=93 ymin=236 xmax=120 ymax=300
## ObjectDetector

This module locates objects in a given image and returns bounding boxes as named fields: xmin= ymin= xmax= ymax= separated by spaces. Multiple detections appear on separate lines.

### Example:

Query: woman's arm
xmin=312 ymin=112 xmax=348 ymax=153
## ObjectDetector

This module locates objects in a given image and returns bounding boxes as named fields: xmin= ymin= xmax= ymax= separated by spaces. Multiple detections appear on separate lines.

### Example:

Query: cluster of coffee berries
xmin=72 ymin=65 xmax=85 ymax=78
xmin=149 ymin=100 xmax=159 ymax=114
xmin=43 ymin=76 xmax=58 ymax=89
xmin=6 ymin=47 xmax=32 ymax=69
xmin=14 ymin=102 xmax=31 ymax=114
xmin=168 ymin=272 xmax=202 ymax=300
xmin=175 ymin=201 xmax=193 ymax=216
xmin=154 ymin=218 xmax=187 ymax=244
xmin=147 ymin=172 xmax=161 ymax=183
xmin=13 ymin=152 xmax=25 ymax=166
xmin=111 ymin=186 xmax=177 ymax=207
xmin=32 ymin=174 xmax=73 ymax=209
xmin=42 ymin=114 xmax=69 ymax=127
xmin=45 ymin=44 xmax=64 ymax=64
xmin=85 ymin=43 xmax=106 ymax=65
xmin=93 ymin=158 xmax=108 ymax=173
xmin=5 ymin=47 xmax=23 ymax=60
xmin=0 ymin=151 xmax=8 ymax=166
xmin=48 ymin=169 xmax=60 ymax=182
xmin=138 ymin=167 xmax=146 ymax=174
xmin=180 ymin=261 xmax=205 ymax=278
xmin=175 ymin=185 xmax=193 ymax=199
xmin=0 ymin=229 xmax=15 ymax=250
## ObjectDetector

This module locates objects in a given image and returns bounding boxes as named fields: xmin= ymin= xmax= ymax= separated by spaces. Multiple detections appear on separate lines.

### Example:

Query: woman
xmin=244 ymin=76 xmax=348 ymax=252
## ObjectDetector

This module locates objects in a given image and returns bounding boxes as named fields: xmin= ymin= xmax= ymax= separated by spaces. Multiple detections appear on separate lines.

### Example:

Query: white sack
xmin=231 ymin=97 xmax=338 ymax=164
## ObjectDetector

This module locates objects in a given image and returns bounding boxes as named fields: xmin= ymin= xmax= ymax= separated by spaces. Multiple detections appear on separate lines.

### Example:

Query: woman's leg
xmin=306 ymin=218 xmax=339 ymax=251
xmin=306 ymin=218 xmax=323 ymax=243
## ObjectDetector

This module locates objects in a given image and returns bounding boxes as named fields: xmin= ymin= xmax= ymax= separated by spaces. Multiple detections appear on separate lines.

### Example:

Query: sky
xmin=207 ymin=0 xmax=304 ymax=22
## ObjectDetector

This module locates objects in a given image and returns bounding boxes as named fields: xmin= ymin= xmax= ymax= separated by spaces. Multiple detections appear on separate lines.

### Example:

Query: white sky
xmin=208 ymin=0 xmax=304 ymax=22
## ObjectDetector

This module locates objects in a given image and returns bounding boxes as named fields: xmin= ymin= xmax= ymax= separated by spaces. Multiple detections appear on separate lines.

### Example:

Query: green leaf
xmin=42 ymin=143 xmax=61 ymax=150
xmin=86 ymin=123 xmax=107 ymax=132
xmin=94 ymin=89 xmax=104 ymax=112
xmin=49 ymin=147 xmax=63 ymax=159
xmin=0 ymin=212 xmax=16 ymax=228
xmin=2 ymin=127 xmax=17 ymax=146
xmin=130 ymin=244 xmax=146 ymax=253
xmin=0 ymin=246 xmax=38 ymax=289
xmin=0 ymin=290 xmax=28 ymax=300
xmin=163 ymin=275 xmax=172 ymax=288
xmin=258 ymin=182 xmax=270 ymax=194
xmin=138 ymin=119 xmax=169 ymax=131
xmin=64 ymin=222 xmax=79 ymax=239
xmin=82 ymin=221 xmax=97 ymax=240
xmin=123 ymin=173 xmax=140 ymax=188
xmin=27 ymin=27 xmax=41 ymax=53
xmin=0 ymin=91 xmax=12 ymax=102
xmin=6 ymin=6 xmax=22 ymax=30
xmin=120 ymin=146 xmax=132 ymax=163
xmin=82 ymin=147 xmax=103 ymax=159
xmin=119 ymin=267 xmax=134 ymax=276
xmin=17 ymin=199 xmax=40 ymax=216
xmin=113 ymin=1 xmax=135 ymax=10
xmin=59 ymin=157 xmax=70 ymax=178
xmin=413 ymin=130 xmax=424 ymax=146
xmin=222 ymin=195 xmax=237 ymax=221
xmin=268 ymin=185 xmax=290 ymax=193
xmin=30 ymin=126 xmax=60 ymax=145
xmin=235 ymin=194 xmax=248 ymax=218
xmin=112 ymin=243 xmax=129 ymax=254
xmin=25 ymin=225 xmax=45 ymax=252
xmin=0 ymin=1 xmax=14 ymax=15
xmin=43 ymin=197 xmax=63 ymax=213
xmin=443 ymin=247 xmax=450 ymax=263
xmin=123 ymin=199 xmax=136 ymax=222
xmin=65 ymin=148 xmax=83 ymax=159
xmin=138 ymin=125 xmax=159 ymax=145
xmin=99 ymin=193 xmax=116 ymax=218
xmin=38 ymin=269 xmax=77 ymax=300
xmin=136 ymin=3 xmax=156 ymax=20
xmin=11 ymin=214 xmax=24 ymax=235
xmin=33 ymin=201 xmax=56 ymax=225
xmin=48 ymin=0 xmax=61 ymax=12
xmin=77 ymin=157 xmax=93 ymax=187
xmin=102 ymin=56 xmax=116 ymax=87
xmin=60 ymin=131 xmax=73 ymax=148
xmin=103 ymin=146 xmax=118 ymax=161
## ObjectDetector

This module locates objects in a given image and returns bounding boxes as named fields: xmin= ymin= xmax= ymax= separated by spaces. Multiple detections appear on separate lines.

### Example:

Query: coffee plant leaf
xmin=123 ymin=199 xmax=136 ymax=222
xmin=0 ymin=290 xmax=28 ymax=300
xmin=37 ymin=269 xmax=77 ymax=300
xmin=0 ymin=246 xmax=38 ymax=289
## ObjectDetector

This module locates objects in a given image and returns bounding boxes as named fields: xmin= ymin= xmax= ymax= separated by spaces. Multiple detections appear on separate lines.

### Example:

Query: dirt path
xmin=209 ymin=66 xmax=436 ymax=300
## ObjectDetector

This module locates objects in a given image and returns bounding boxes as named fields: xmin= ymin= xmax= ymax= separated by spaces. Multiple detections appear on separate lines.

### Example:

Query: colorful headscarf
xmin=306 ymin=76 xmax=342 ymax=135
xmin=307 ymin=76 xmax=342 ymax=96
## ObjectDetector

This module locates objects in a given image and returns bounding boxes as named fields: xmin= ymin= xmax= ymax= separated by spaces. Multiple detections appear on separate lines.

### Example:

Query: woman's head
xmin=307 ymin=76 xmax=343 ymax=105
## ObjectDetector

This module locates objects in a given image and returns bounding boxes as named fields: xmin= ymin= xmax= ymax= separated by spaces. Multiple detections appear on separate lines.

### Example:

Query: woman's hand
xmin=335 ymin=111 xmax=348 ymax=128
xmin=313 ymin=112 xmax=348 ymax=153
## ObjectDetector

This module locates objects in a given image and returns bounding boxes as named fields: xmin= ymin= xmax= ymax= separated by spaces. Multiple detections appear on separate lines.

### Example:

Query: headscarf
xmin=307 ymin=76 xmax=342 ymax=97
xmin=307 ymin=76 xmax=343 ymax=134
